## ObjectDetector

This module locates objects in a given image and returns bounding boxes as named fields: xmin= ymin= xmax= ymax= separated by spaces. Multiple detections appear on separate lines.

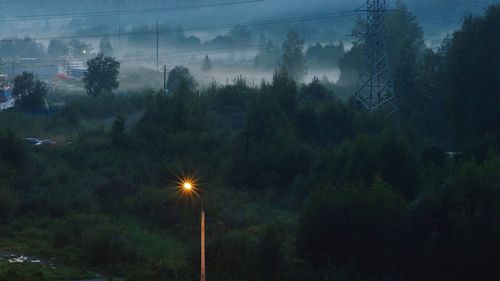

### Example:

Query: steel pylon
xmin=354 ymin=0 xmax=397 ymax=114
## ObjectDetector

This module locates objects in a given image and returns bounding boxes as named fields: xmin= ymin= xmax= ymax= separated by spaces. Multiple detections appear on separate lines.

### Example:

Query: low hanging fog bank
xmin=118 ymin=60 xmax=341 ymax=92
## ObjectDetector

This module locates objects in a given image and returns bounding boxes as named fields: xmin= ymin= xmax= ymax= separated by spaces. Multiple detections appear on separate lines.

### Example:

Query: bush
xmin=205 ymin=230 xmax=259 ymax=281
xmin=0 ymin=129 xmax=28 ymax=169
xmin=57 ymin=215 xmax=139 ymax=266
xmin=297 ymin=178 xmax=408 ymax=278
xmin=0 ymin=163 xmax=16 ymax=221
xmin=319 ymin=130 xmax=417 ymax=199
xmin=409 ymin=155 xmax=500 ymax=280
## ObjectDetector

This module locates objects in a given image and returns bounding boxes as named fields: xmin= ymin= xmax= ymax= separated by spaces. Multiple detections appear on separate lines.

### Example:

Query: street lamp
xmin=179 ymin=178 xmax=206 ymax=281
xmin=183 ymin=182 xmax=193 ymax=191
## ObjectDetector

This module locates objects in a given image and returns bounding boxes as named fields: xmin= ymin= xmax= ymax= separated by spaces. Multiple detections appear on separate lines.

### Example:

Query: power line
xmin=0 ymin=0 xmax=268 ymax=22
xmin=440 ymin=0 xmax=496 ymax=8
xmin=117 ymin=0 xmax=122 ymax=46
xmin=0 ymin=8 xmax=450 ymax=66
xmin=156 ymin=19 xmax=159 ymax=71
xmin=0 ymin=11 xmax=361 ymax=43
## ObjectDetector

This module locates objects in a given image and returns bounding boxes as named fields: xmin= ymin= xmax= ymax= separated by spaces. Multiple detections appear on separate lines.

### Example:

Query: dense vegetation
xmin=0 ymin=3 xmax=499 ymax=281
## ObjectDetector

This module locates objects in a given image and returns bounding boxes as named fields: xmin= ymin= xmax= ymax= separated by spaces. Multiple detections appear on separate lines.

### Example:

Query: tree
xmin=99 ymin=36 xmax=114 ymax=56
xmin=201 ymin=55 xmax=213 ymax=72
xmin=337 ymin=0 xmax=425 ymax=92
xmin=0 ymin=37 xmax=45 ymax=59
xmin=12 ymin=72 xmax=47 ymax=111
xmin=271 ymin=67 xmax=298 ymax=117
xmin=305 ymin=42 xmax=345 ymax=67
xmin=443 ymin=5 xmax=500 ymax=150
xmin=83 ymin=53 xmax=120 ymax=97
xmin=387 ymin=1 xmax=426 ymax=117
xmin=258 ymin=221 xmax=287 ymax=280
xmin=410 ymin=154 xmax=500 ymax=281
xmin=297 ymin=178 xmax=407 ymax=276
xmin=68 ymin=39 xmax=92 ymax=57
xmin=47 ymin=39 xmax=69 ymax=57
xmin=337 ymin=27 xmax=364 ymax=87
xmin=300 ymin=76 xmax=332 ymax=103
xmin=282 ymin=31 xmax=307 ymax=82
xmin=167 ymin=65 xmax=197 ymax=93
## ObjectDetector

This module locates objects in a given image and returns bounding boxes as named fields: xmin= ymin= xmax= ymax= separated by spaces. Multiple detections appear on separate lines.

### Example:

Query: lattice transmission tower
xmin=354 ymin=0 xmax=397 ymax=113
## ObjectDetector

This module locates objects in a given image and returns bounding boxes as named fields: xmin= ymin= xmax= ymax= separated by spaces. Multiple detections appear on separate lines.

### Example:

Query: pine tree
xmin=282 ymin=31 xmax=307 ymax=82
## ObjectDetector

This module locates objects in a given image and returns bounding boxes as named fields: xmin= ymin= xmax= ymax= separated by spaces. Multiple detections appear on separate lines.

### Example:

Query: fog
xmin=0 ymin=0 xmax=497 ymax=89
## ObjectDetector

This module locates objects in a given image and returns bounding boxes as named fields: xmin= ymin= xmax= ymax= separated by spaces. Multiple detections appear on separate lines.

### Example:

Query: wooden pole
xmin=201 ymin=208 xmax=206 ymax=281
xmin=163 ymin=65 xmax=167 ymax=94
xmin=156 ymin=19 xmax=159 ymax=72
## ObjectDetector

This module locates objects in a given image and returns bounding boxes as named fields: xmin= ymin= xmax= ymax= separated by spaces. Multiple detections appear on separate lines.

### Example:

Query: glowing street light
xmin=183 ymin=181 xmax=193 ymax=191
xmin=178 ymin=177 xmax=206 ymax=281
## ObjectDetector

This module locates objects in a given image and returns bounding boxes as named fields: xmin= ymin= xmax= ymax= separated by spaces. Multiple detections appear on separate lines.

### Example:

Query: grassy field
xmin=0 ymin=216 xmax=189 ymax=280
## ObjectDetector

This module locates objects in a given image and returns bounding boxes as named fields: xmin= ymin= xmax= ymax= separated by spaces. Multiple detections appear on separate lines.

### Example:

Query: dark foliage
xmin=12 ymin=72 xmax=48 ymax=112
xmin=83 ymin=53 xmax=120 ymax=97
xmin=167 ymin=66 xmax=198 ymax=94
xmin=443 ymin=6 xmax=500 ymax=150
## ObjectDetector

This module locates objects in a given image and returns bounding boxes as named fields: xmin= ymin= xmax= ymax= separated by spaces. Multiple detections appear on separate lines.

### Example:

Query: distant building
xmin=56 ymin=60 xmax=87 ymax=80
xmin=67 ymin=61 xmax=87 ymax=78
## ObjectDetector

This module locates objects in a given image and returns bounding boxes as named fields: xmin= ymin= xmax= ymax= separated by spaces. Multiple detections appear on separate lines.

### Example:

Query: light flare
xmin=183 ymin=181 xmax=193 ymax=191
xmin=173 ymin=174 xmax=201 ymax=199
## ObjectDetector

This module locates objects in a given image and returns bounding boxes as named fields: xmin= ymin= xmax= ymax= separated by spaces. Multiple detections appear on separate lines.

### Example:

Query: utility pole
xmin=118 ymin=0 xmax=121 ymax=46
xmin=156 ymin=19 xmax=159 ymax=72
xmin=201 ymin=207 xmax=206 ymax=281
xmin=163 ymin=65 xmax=167 ymax=94
xmin=354 ymin=0 xmax=397 ymax=114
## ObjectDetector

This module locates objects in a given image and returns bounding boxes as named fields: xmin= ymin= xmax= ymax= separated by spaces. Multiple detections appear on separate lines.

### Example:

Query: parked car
xmin=24 ymin=138 xmax=56 ymax=146
xmin=25 ymin=138 xmax=41 ymax=145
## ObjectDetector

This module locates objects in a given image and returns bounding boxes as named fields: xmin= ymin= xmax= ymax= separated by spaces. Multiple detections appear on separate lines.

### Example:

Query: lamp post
xmin=181 ymin=180 xmax=205 ymax=281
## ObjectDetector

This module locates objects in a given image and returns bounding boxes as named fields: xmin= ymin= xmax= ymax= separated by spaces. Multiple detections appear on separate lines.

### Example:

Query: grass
xmin=0 ymin=218 xmax=95 ymax=280
xmin=0 ymin=259 xmax=96 ymax=281
xmin=126 ymin=225 xmax=187 ymax=264
xmin=0 ymin=215 xmax=191 ymax=280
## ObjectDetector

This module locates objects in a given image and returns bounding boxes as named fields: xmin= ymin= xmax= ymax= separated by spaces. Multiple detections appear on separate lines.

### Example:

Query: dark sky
xmin=0 ymin=0 xmax=498 ymax=43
